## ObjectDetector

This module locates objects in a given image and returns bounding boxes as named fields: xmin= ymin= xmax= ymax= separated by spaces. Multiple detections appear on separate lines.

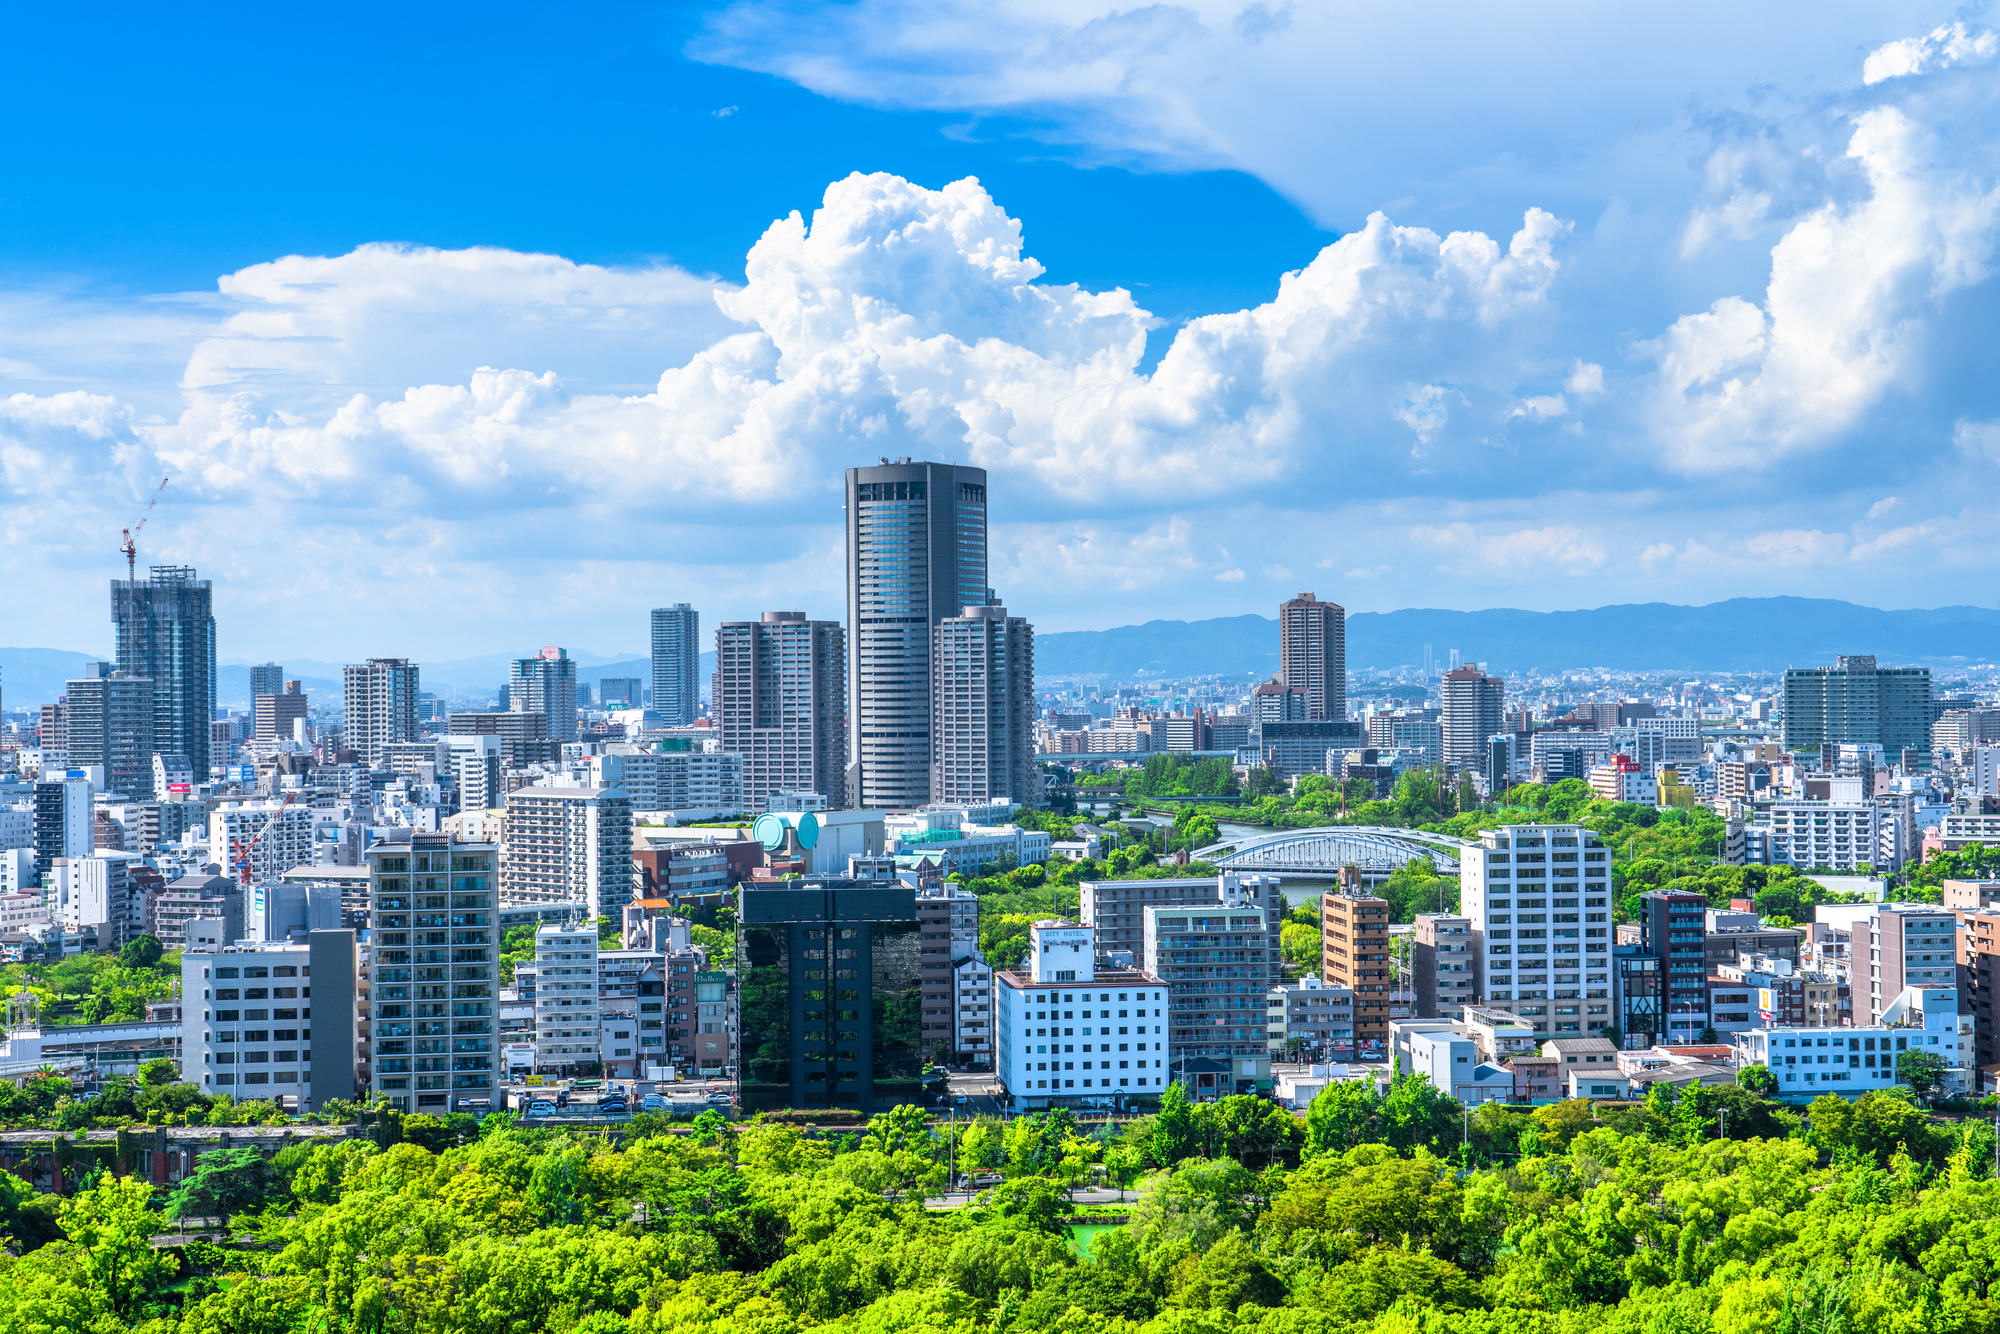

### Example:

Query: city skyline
xmin=6 ymin=9 xmax=2000 ymax=654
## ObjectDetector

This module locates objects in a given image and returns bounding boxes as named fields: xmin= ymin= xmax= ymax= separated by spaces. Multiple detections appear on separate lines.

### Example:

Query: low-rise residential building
xmin=1267 ymin=975 xmax=1355 ymax=1057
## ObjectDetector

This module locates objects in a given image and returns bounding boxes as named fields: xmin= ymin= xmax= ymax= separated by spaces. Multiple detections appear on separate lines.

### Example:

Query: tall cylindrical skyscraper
xmin=845 ymin=459 xmax=989 ymax=812
xmin=650 ymin=604 xmax=700 ymax=726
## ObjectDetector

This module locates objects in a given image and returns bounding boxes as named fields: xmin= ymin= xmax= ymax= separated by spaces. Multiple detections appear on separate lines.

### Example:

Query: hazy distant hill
xmin=1034 ymin=597 xmax=2000 ymax=678
xmin=4 ymin=648 xmax=717 ymax=708
xmin=13 ymin=596 xmax=2000 ymax=708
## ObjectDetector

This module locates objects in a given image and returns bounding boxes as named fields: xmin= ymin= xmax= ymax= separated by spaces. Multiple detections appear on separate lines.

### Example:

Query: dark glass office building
xmin=738 ymin=878 xmax=923 ymax=1111
xmin=112 ymin=565 xmax=216 ymax=777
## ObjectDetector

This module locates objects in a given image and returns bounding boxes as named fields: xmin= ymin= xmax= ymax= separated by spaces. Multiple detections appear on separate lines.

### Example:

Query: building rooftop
xmin=996 ymin=965 xmax=1163 ymax=990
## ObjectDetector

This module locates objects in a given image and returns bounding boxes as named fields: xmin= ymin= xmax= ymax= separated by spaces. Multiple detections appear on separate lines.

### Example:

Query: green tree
xmin=167 ymin=1145 xmax=277 ymax=1222
xmin=1896 ymin=1048 xmax=1947 ymax=1102
xmin=117 ymin=935 xmax=164 ymax=969
xmin=1150 ymin=1082 xmax=1198 ymax=1166
xmin=61 ymin=1173 xmax=174 ymax=1317
xmin=1304 ymin=1079 xmax=1377 ymax=1158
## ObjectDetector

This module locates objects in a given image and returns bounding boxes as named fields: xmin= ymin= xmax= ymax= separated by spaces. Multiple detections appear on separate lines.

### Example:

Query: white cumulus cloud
xmin=1643 ymin=108 xmax=2000 ymax=473
xmin=1863 ymin=21 xmax=1998 ymax=85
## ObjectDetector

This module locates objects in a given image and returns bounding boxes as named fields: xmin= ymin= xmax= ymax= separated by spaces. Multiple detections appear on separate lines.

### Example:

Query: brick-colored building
xmin=1322 ymin=878 xmax=1393 ymax=1054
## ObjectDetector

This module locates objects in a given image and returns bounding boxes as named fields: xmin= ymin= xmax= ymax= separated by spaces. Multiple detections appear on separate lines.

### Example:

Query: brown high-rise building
xmin=255 ymin=680 xmax=309 ymax=741
xmin=1279 ymin=592 xmax=1346 ymax=721
xmin=1322 ymin=870 xmax=1392 ymax=1051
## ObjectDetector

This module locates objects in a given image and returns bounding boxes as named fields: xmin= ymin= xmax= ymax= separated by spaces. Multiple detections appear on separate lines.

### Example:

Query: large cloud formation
xmin=4 ymin=15 xmax=2000 ymax=656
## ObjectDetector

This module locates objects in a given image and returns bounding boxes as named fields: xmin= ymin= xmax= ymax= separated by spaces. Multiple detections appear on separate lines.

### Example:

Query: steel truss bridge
xmin=1190 ymin=826 xmax=1468 ymax=876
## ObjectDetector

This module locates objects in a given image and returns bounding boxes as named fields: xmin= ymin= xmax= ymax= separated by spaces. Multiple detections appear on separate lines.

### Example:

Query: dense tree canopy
xmin=0 ymin=1077 xmax=1994 ymax=1332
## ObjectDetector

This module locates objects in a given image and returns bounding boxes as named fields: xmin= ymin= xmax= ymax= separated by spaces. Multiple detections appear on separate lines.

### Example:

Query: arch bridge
xmin=1190 ymin=825 xmax=1468 ymax=876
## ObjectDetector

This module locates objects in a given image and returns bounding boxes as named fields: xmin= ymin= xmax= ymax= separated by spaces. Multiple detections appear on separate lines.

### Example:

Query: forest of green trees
xmin=9 ymin=1077 xmax=2000 ymax=1333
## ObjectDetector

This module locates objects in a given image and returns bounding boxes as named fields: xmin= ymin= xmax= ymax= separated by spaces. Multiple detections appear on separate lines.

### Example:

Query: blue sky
xmin=3 ymin=2 xmax=2000 ymax=660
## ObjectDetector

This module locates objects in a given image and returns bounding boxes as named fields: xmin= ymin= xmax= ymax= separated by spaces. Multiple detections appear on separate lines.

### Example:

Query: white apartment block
xmin=1636 ymin=716 xmax=1702 ymax=763
xmin=502 ymin=786 xmax=634 ymax=918
xmin=210 ymin=802 xmax=315 ymax=883
xmin=1761 ymin=801 xmax=1888 ymax=872
xmin=534 ymin=922 xmax=601 ymax=1072
xmin=589 ymin=749 xmax=745 ymax=817
xmin=1529 ymin=730 xmax=1613 ymax=772
xmin=1459 ymin=825 xmax=1615 ymax=1038
xmin=1265 ymin=975 xmax=1354 ymax=1053
xmin=953 ymin=954 xmax=993 ymax=1063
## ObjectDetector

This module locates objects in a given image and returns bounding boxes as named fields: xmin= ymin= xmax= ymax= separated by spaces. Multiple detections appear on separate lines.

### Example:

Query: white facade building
xmin=533 ymin=922 xmax=601 ymax=1072
xmin=1459 ymin=824 xmax=1615 ymax=1037
xmin=952 ymin=954 xmax=993 ymax=1064
xmin=995 ymin=919 xmax=1170 ymax=1109
xmin=181 ymin=931 xmax=358 ymax=1111
xmin=210 ymin=802 xmax=315 ymax=883
xmin=1760 ymin=801 xmax=1887 ymax=872
xmin=1744 ymin=984 xmax=1971 ymax=1100
xmin=502 ymin=786 xmax=634 ymax=918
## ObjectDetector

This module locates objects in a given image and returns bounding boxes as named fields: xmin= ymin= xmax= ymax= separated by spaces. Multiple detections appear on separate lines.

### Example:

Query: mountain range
xmin=1032 ymin=598 xmax=2000 ymax=678
xmin=8 ymin=597 xmax=1998 ymax=708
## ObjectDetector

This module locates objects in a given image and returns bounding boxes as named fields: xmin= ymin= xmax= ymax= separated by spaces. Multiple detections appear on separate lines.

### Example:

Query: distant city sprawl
xmin=0 ymin=461 xmax=1995 ymax=1334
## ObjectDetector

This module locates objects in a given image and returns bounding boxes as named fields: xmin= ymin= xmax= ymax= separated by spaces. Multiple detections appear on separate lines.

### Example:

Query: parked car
xmin=527 ymin=1101 xmax=556 ymax=1117
xmin=640 ymin=1094 xmax=667 ymax=1111
xmin=705 ymin=1093 xmax=735 ymax=1106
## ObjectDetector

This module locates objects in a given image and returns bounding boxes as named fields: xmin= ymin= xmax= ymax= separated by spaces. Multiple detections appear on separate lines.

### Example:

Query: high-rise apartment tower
xmin=650 ymin=605 xmax=700 ymax=726
xmin=511 ymin=647 xmax=578 ymax=745
xmin=249 ymin=663 xmax=285 ymax=699
xmin=112 ymin=565 xmax=216 ymax=778
xmin=931 ymin=605 xmax=1037 ymax=807
xmin=343 ymin=658 xmax=420 ymax=767
xmin=64 ymin=663 xmax=155 ymax=797
xmin=715 ymin=612 xmax=847 ymax=813
xmin=1441 ymin=664 xmax=1505 ymax=769
xmin=1279 ymin=592 xmax=1346 ymax=721
xmin=844 ymin=459 xmax=989 ymax=811
xmin=1783 ymin=655 xmax=1933 ymax=757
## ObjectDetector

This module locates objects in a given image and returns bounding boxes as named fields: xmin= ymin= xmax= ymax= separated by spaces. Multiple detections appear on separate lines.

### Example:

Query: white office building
xmin=1744 ymin=984 xmax=1971 ymax=1101
xmin=995 ymin=919 xmax=1170 ymax=1109
xmin=48 ymin=851 xmax=145 ymax=946
xmin=1459 ymin=824 xmax=1615 ymax=1037
xmin=533 ymin=922 xmax=601 ymax=1073
xmin=181 ymin=931 xmax=358 ymax=1112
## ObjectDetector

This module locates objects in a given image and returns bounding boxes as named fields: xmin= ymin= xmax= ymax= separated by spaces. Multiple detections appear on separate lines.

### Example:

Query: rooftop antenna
xmin=120 ymin=475 xmax=170 ymax=579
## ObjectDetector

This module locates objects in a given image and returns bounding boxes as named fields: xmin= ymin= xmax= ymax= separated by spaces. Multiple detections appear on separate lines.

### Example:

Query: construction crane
xmin=231 ymin=787 xmax=302 ymax=887
xmin=120 ymin=475 xmax=170 ymax=579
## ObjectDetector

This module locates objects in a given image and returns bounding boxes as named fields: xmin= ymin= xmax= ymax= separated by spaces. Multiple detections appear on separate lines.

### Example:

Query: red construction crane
xmin=120 ymin=475 xmax=170 ymax=579
xmin=231 ymin=787 xmax=302 ymax=886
